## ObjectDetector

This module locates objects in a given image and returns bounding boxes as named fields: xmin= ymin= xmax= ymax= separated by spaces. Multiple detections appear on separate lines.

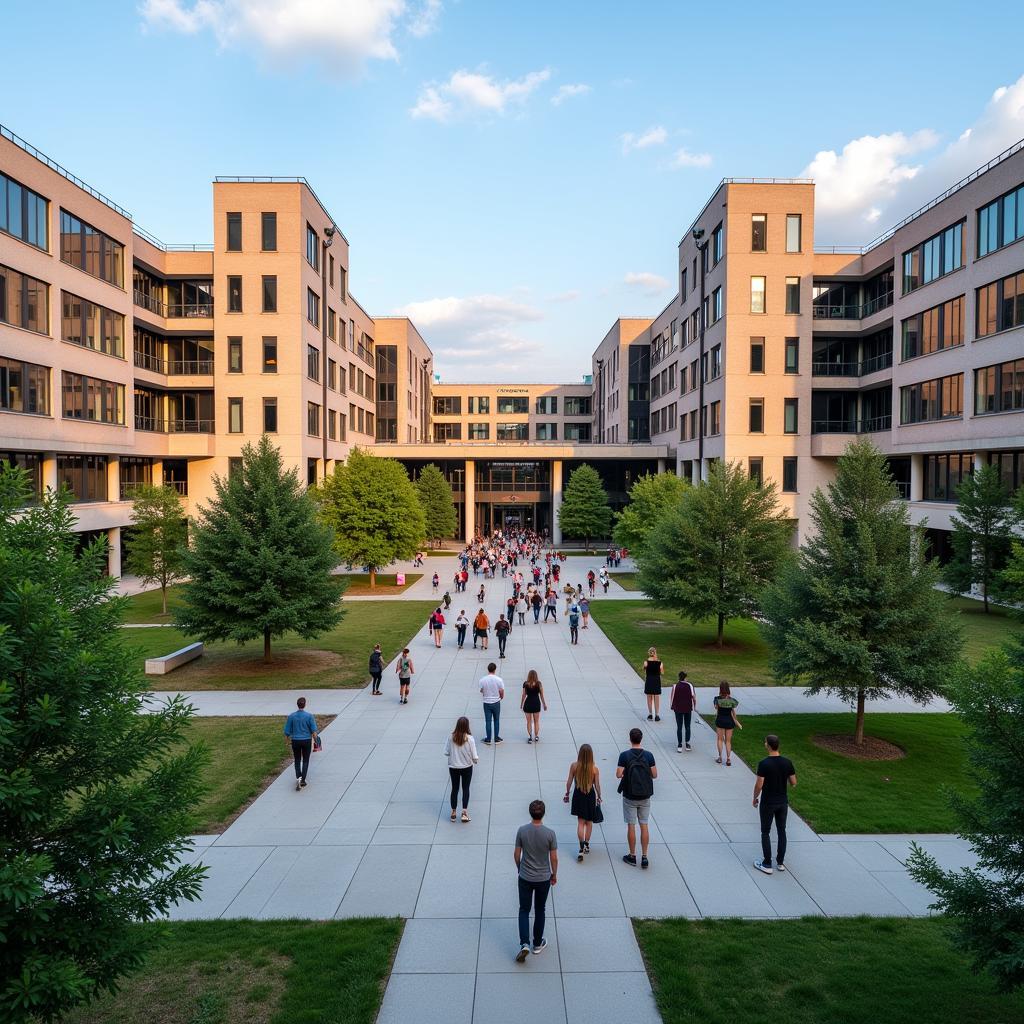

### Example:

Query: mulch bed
xmin=812 ymin=733 xmax=906 ymax=760
xmin=172 ymin=648 xmax=343 ymax=682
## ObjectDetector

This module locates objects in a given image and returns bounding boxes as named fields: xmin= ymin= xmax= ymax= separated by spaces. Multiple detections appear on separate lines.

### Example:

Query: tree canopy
xmin=125 ymin=483 xmax=188 ymax=614
xmin=415 ymin=463 xmax=457 ymax=546
xmin=613 ymin=471 xmax=689 ymax=558
xmin=175 ymin=436 xmax=342 ymax=661
xmin=558 ymin=464 xmax=612 ymax=550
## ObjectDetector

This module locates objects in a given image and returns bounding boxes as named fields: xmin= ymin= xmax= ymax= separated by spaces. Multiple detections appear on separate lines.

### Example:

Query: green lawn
xmin=340 ymin=572 xmax=422 ymax=596
xmin=703 ymin=712 xmax=970 ymax=833
xmin=64 ymin=919 xmax=402 ymax=1024
xmin=609 ymin=572 xmax=642 ymax=591
xmin=635 ymin=917 xmax=1024 ymax=1024
xmin=125 ymin=597 xmax=436 ymax=689
xmin=949 ymin=595 xmax=1018 ymax=662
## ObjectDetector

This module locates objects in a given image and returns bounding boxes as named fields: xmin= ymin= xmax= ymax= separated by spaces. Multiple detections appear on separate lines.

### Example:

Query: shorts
xmin=622 ymin=797 xmax=651 ymax=825
xmin=399 ymin=676 xmax=410 ymax=688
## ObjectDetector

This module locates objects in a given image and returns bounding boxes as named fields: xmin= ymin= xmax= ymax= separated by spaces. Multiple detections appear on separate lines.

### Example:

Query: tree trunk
xmin=161 ymin=585 xmax=168 ymax=616
xmin=854 ymin=689 xmax=866 ymax=745
xmin=263 ymin=627 xmax=272 ymax=664
xmin=983 ymin=583 xmax=989 ymax=613
xmin=370 ymin=568 xmax=377 ymax=589
xmin=716 ymin=612 xmax=724 ymax=648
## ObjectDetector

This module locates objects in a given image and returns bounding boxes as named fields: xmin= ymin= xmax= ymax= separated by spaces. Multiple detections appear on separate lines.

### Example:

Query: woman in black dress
xmin=642 ymin=647 xmax=664 ymax=721
xmin=563 ymin=743 xmax=603 ymax=861
xmin=520 ymin=669 xmax=548 ymax=742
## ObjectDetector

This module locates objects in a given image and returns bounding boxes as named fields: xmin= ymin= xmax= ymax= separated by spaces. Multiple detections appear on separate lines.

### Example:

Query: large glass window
xmin=261 ymin=211 xmax=277 ymax=251
xmin=61 ymin=291 xmax=124 ymax=357
xmin=786 ymin=214 xmax=802 ymax=253
xmin=751 ymin=276 xmax=766 ymax=313
xmin=226 ymin=212 xmax=242 ymax=251
xmin=227 ymin=276 xmax=242 ymax=313
xmin=0 ymin=356 xmax=49 ymax=415
xmin=497 ymin=422 xmax=529 ymax=440
xmin=976 ymin=269 xmax=1024 ymax=338
xmin=59 ymin=210 xmax=124 ymax=287
xmin=785 ymin=276 xmax=800 ymax=314
xmin=166 ymin=279 xmax=213 ymax=318
xmin=497 ymin=396 xmax=529 ymax=414
xmin=535 ymin=423 xmax=558 ymax=441
xmin=263 ymin=397 xmax=277 ymax=433
xmin=262 ymin=275 xmax=277 ymax=313
xmin=564 ymin=396 xmax=591 ymax=416
xmin=751 ymin=214 xmax=766 ymax=252
xmin=712 ymin=222 xmax=724 ymax=264
xmin=902 ymin=220 xmax=964 ymax=293
xmin=977 ymin=183 xmax=1024 ymax=258
xmin=923 ymin=453 xmax=974 ymax=502
xmin=536 ymin=396 xmax=558 ymax=414
xmin=784 ymin=397 xmax=799 ymax=434
xmin=468 ymin=396 xmax=490 ymax=414
xmin=61 ymin=372 xmax=125 ymax=424
xmin=433 ymin=396 xmax=462 ymax=415
xmin=0 ymin=172 xmax=48 ymax=250
xmin=900 ymin=373 xmax=963 ymax=424
xmin=901 ymin=296 xmax=964 ymax=359
xmin=564 ymin=422 xmax=591 ymax=442
xmin=974 ymin=358 xmax=1024 ymax=415
xmin=0 ymin=263 xmax=50 ymax=334
xmin=57 ymin=455 xmax=108 ymax=503
xmin=468 ymin=422 xmax=489 ymax=440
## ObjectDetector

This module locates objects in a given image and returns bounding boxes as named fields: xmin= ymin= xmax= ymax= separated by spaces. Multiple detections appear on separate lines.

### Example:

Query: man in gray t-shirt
xmin=513 ymin=799 xmax=558 ymax=962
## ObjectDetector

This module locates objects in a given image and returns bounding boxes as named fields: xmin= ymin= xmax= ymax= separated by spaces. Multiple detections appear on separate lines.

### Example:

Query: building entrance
xmin=476 ymin=501 xmax=549 ymax=536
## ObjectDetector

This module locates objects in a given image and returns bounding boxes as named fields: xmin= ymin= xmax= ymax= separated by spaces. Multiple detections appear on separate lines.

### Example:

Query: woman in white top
xmin=515 ymin=594 xmax=528 ymax=625
xmin=444 ymin=716 xmax=480 ymax=822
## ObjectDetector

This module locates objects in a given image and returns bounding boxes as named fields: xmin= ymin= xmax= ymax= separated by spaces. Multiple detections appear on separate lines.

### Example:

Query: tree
xmin=415 ymin=463 xmax=457 ymax=547
xmin=761 ymin=439 xmax=960 ymax=745
xmin=315 ymin=448 xmax=425 ymax=588
xmin=558 ymin=464 xmax=612 ymax=551
xmin=907 ymin=639 xmax=1024 ymax=992
xmin=997 ymin=486 xmax=1024 ymax=609
xmin=0 ymin=464 xmax=206 ymax=1023
xmin=125 ymin=484 xmax=188 ymax=615
xmin=175 ymin=436 xmax=341 ymax=662
xmin=638 ymin=460 xmax=790 ymax=646
xmin=944 ymin=463 xmax=1015 ymax=612
xmin=613 ymin=471 xmax=689 ymax=558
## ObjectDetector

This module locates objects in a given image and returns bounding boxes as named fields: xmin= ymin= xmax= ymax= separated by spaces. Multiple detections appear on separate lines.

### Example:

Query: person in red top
xmin=431 ymin=607 xmax=445 ymax=648
xmin=670 ymin=671 xmax=697 ymax=752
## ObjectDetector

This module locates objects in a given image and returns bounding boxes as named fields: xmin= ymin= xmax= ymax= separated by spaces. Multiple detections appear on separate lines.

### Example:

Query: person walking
xmin=753 ymin=734 xmax=797 ymax=875
xmin=516 ymin=593 xmax=527 ymax=625
xmin=474 ymin=607 xmax=490 ymax=650
xmin=455 ymin=609 xmax=469 ymax=650
xmin=495 ymin=614 xmax=511 ymax=659
xmin=531 ymin=589 xmax=542 ymax=623
xmin=568 ymin=603 xmax=581 ymax=645
xmin=713 ymin=682 xmax=742 ymax=765
xmin=563 ymin=743 xmax=603 ymax=861
xmin=544 ymin=589 xmax=558 ymax=623
xmin=283 ymin=697 xmax=319 ymax=791
xmin=643 ymin=647 xmax=664 ymax=721
xmin=670 ymin=670 xmax=697 ymax=751
xmin=444 ymin=716 xmax=480 ymax=823
xmin=477 ymin=584 xmax=486 ymax=604
xmin=514 ymin=800 xmax=558 ymax=962
xmin=520 ymin=669 xmax=547 ymax=742
xmin=431 ymin=607 xmax=445 ymax=648
xmin=432 ymin=572 xmax=440 ymax=593
xmin=396 ymin=648 xmax=414 ymax=704
xmin=443 ymin=590 xmax=452 ymax=611
xmin=480 ymin=663 xmax=505 ymax=744
xmin=368 ymin=643 xmax=384 ymax=695
xmin=616 ymin=727 xmax=657 ymax=868
xmin=506 ymin=595 xmax=516 ymax=630
xmin=580 ymin=595 xmax=590 ymax=629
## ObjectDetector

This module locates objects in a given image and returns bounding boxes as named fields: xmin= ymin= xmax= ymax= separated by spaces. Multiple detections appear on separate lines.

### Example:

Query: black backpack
xmin=620 ymin=750 xmax=654 ymax=800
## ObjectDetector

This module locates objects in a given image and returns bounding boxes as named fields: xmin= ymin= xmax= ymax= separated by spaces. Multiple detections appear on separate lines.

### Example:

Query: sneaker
xmin=483 ymin=739 xmax=492 ymax=745
xmin=685 ymin=743 xmax=692 ymax=751
xmin=777 ymin=863 xmax=786 ymax=872
xmin=451 ymin=809 xmax=457 ymax=821
xmin=577 ymin=850 xmax=584 ymax=862
xmin=583 ymin=842 xmax=590 ymax=854
xmin=622 ymin=854 xmax=637 ymax=866
xmin=641 ymin=856 xmax=649 ymax=869
xmin=527 ymin=736 xmax=533 ymax=743
xmin=295 ymin=779 xmax=302 ymax=791
xmin=495 ymin=738 xmax=504 ymax=744
xmin=647 ymin=714 xmax=653 ymax=721
xmin=655 ymin=716 xmax=661 ymax=722
xmin=515 ymin=944 xmax=530 ymax=963
xmin=300 ymin=779 xmax=307 ymax=788
xmin=532 ymin=938 xmax=548 ymax=955
xmin=754 ymin=860 xmax=774 ymax=875
xmin=461 ymin=812 xmax=471 ymax=823
xmin=677 ymin=745 xmax=683 ymax=753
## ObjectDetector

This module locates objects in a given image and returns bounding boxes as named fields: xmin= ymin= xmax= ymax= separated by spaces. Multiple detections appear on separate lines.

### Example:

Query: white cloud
xmin=411 ymin=67 xmax=551 ymax=121
xmin=139 ymin=0 xmax=420 ymax=73
xmin=621 ymin=126 xmax=667 ymax=154
xmin=624 ymin=271 xmax=670 ymax=296
xmin=549 ymin=289 xmax=582 ymax=303
xmin=552 ymin=83 xmax=590 ymax=106
xmin=670 ymin=147 xmax=712 ymax=169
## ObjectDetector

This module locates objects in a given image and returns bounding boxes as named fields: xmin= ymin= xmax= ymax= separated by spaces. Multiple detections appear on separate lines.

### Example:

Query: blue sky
xmin=3 ymin=1 xmax=1023 ymax=380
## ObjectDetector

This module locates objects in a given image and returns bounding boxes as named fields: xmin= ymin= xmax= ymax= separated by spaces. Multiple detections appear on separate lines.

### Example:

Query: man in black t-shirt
xmin=752 ymin=734 xmax=797 ymax=875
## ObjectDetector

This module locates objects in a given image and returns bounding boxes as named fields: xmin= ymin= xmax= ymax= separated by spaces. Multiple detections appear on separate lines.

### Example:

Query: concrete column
xmin=107 ymin=455 xmax=121 ymax=502
xmin=551 ymin=459 xmax=563 ymax=544
xmin=909 ymin=453 xmax=924 ymax=502
xmin=151 ymin=458 xmax=164 ymax=489
xmin=42 ymin=452 xmax=58 ymax=495
xmin=107 ymin=526 xmax=122 ymax=579
xmin=464 ymin=459 xmax=475 ymax=543
xmin=657 ymin=458 xmax=666 ymax=474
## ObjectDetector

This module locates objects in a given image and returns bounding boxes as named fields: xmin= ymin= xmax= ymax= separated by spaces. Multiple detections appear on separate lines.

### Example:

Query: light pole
xmin=693 ymin=227 xmax=708 ymax=481
xmin=321 ymin=224 xmax=336 ymax=474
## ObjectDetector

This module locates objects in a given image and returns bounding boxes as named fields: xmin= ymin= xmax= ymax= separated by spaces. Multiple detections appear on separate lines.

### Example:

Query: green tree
xmin=558 ymin=464 xmax=612 ymax=551
xmin=944 ymin=463 xmax=1015 ymax=612
xmin=316 ymin=448 xmax=425 ymax=588
xmin=0 ymin=464 xmax=206 ymax=1023
xmin=761 ymin=439 xmax=959 ymax=745
xmin=638 ymin=460 xmax=790 ymax=646
xmin=613 ymin=471 xmax=689 ymax=558
xmin=415 ymin=463 xmax=457 ymax=547
xmin=125 ymin=483 xmax=188 ymax=615
xmin=998 ymin=486 xmax=1024 ymax=609
xmin=175 ymin=436 xmax=341 ymax=662
xmin=907 ymin=639 xmax=1024 ymax=991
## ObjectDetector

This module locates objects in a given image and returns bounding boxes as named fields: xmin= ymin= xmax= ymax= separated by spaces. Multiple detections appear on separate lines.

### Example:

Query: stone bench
xmin=145 ymin=642 xmax=204 ymax=675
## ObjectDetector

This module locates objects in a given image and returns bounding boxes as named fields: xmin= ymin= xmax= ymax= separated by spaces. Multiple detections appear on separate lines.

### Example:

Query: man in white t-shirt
xmin=480 ymin=663 xmax=505 ymax=745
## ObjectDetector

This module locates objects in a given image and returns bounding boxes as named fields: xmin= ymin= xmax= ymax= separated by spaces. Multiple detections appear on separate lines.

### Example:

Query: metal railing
xmin=132 ymin=224 xmax=213 ymax=252
xmin=133 ymin=289 xmax=213 ymax=318
xmin=812 ymin=291 xmax=893 ymax=320
xmin=165 ymin=479 xmax=188 ymax=496
xmin=133 ymin=289 xmax=166 ymax=316
xmin=895 ymin=481 xmax=911 ymax=500
xmin=134 ymin=351 xmax=213 ymax=375
xmin=811 ymin=415 xmax=892 ymax=435
xmin=134 ymin=415 xmax=165 ymax=432
xmin=168 ymin=418 xmax=215 ymax=434
xmin=811 ymin=351 xmax=893 ymax=377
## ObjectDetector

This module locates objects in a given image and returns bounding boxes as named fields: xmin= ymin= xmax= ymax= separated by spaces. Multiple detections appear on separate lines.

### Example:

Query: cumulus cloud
xmin=552 ymin=83 xmax=590 ymax=106
xmin=624 ymin=271 xmax=670 ymax=296
xmin=410 ymin=68 xmax=551 ymax=121
xmin=670 ymin=147 xmax=712 ymax=169
xmin=621 ymin=126 xmax=667 ymax=153
xmin=139 ymin=0 xmax=421 ymax=72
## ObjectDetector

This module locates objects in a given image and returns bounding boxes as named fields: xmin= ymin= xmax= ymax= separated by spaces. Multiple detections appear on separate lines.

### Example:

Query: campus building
xmin=2 ymin=121 xmax=1022 ymax=567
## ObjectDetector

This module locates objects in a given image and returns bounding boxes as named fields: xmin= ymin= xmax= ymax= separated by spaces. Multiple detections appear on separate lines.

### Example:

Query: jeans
xmin=759 ymin=802 xmax=788 ymax=865
xmin=533 ymin=606 xmax=541 ymax=622
xmin=518 ymin=612 xmax=525 ymax=624
xmin=498 ymin=634 xmax=508 ymax=657
xmin=674 ymin=711 xmax=692 ymax=745
xmin=518 ymin=878 xmax=551 ymax=946
xmin=570 ymin=625 xmax=578 ymax=643
xmin=544 ymin=606 xmax=556 ymax=621
xmin=449 ymin=765 xmax=473 ymax=810
xmin=291 ymin=739 xmax=312 ymax=781
xmin=484 ymin=701 xmax=501 ymax=741
xmin=456 ymin=625 xmax=467 ymax=647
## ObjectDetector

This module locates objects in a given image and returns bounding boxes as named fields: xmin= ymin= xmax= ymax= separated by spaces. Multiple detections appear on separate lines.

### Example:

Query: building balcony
xmin=135 ymin=415 xmax=215 ymax=434
xmin=811 ymin=351 xmax=893 ymax=377
xmin=812 ymin=291 xmax=893 ymax=322
xmin=133 ymin=289 xmax=214 ymax=320
xmin=134 ymin=350 xmax=214 ymax=375
xmin=811 ymin=414 xmax=892 ymax=435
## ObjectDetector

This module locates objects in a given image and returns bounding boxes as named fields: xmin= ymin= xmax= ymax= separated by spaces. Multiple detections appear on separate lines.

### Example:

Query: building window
xmin=977 ymin=183 xmax=1024 ymax=258
xmin=974 ymin=358 xmax=1024 ymax=415
xmin=784 ymin=337 xmax=799 ymax=374
xmin=227 ymin=276 xmax=242 ymax=313
xmin=468 ymin=396 xmax=491 ymax=414
xmin=327 ymin=308 xmax=336 ymax=340
xmin=468 ymin=422 xmax=489 ymax=440
xmin=786 ymin=214 xmax=802 ymax=253
xmin=712 ymin=286 xmax=723 ymax=322
xmin=228 ymin=397 xmax=243 ymax=433
xmin=923 ymin=453 xmax=974 ymax=502
xmin=565 ymin=422 xmax=591 ymax=442
xmin=329 ymin=409 xmax=339 ymax=440
xmin=339 ymin=265 xmax=347 ymax=302
xmin=307 ymin=287 xmax=320 ymax=327
xmin=902 ymin=296 xmax=965 ymax=358
xmin=752 ymin=214 xmax=767 ymax=252
xmin=900 ymin=372 xmax=963 ymax=424
xmin=433 ymin=422 xmax=462 ymax=441
xmin=680 ymin=267 xmax=688 ymax=298
xmin=262 ymin=337 xmax=277 ymax=373
xmin=59 ymin=210 xmax=124 ymax=287
xmin=60 ymin=291 xmax=123 ymax=357
xmin=497 ymin=422 xmax=529 ymax=441
xmin=749 ymin=457 xmax=763 ymax=487
xmin=712 ymin=222 xmax=724 ymax=264
xmin=228 ymin=337 xmax=243 ymax=373
xmin=263 ymin=397 xmax=277 ymax=433
xmin=306 ymin=224 xmax=319 ymax=269
xmin=536 ymin=396 xmax=558 ymax=414
xmin=61 ymin=372 xmax=125 ymax=424
xmin=536 ymin=423 xmax=558 ymax=441
xmin=782 ymin=457 xmax=798 ymax=493
xmin=785 ymin=276 xmax=800 ymax=314
xmin=0 ymin=171 xmax=48 ymax=251
xmin=902 ymin=220 xmax=964 ymax=294
xmin=262 ymin=275 xmax=277 ymax=313
xmin=976 ymin=270 xmax=1024 ymax=339
xmin=0 ymin=356 xmax=49 ymax=415
xmin=433 ymin=396 xmax=462 ymax=415
xmin=307 ymin=344 xmax=320 ymax=382
xmin=0 ymin=264 xmax=49 ymax=335
xmin=564 ymin=396 xmax=590 ymax=415
xmin=307 ymin=401 xmax=320 ymax=436
xmin=784 ymin=397 xmax=798 ymax=434
xmin=56 ymin=455 xmax=108 ymax=503
xmin=226 ymin=212 xmax=242 ymax=251
xmin=751 ymin=276 xmax=766 ymax=314
xmin=261 ymin=211 xmax=277 ymax=251
xmin=749 ymin=398 xmax=764 ymax=433
xmin=497 ymin=396 xmax=529 ymax=414
xmin=750 ymin=337 xmax=765 ymax=373
xmin=328 ymin=359 xmax=338 ymax=391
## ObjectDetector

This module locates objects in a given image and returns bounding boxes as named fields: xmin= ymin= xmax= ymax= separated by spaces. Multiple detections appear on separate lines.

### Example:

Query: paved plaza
xmin=152 ymin=555 xmax=977 ymax=1024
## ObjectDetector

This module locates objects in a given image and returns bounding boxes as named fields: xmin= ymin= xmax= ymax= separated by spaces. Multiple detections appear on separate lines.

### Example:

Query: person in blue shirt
xmin=284 ymin=697 xmax=319 ymax=791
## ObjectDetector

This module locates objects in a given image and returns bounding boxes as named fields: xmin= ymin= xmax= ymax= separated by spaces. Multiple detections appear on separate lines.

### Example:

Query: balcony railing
xmin=132 ymin=289 xmax=214 ymax=318
xmin=811 ymin=351 xmax=894 ymax=377
xmin=812 ymin=291 xmax=893 ymax=320
xmin=357 ymin=343 xmax=374 ymax=366
xmin=811 ymin=415 xmax=892 ymax=434
xmin=134 ymin=351 xmax=214 ymax=375
xmin=895 ymin=481 xmax=910 ymax=500
xmin=134 ymin=415 xmax=214 ymax=434
xmin=164 ymin=479 xmax=188 ymax=496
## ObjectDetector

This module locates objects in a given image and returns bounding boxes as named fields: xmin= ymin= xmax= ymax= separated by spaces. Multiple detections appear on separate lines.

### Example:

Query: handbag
xmin=313 ymin=734 xmax=323 ymax=753
xmin=591 ymin=801 xmax=604 ymax=825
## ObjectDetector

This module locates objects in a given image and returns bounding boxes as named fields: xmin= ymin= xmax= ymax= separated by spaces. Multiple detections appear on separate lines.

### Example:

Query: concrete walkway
xmin=156 ymin=554 xmax=975 ymax=1024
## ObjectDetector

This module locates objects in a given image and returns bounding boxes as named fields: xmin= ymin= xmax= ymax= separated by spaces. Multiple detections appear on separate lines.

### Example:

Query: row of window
xmin=61 ymin=291 xmax=124 ymax=358
xmin=0 ymin=170 xmax=48 ymax=250
xmin=431 ymin=395 xmax=591 ymax=417
xmin=744 ymin=456 xmax=799 ymax=493
xmin=900 ymin=372 xmax=963 ymax=424
xmin=977 ymin=182 xmax=1024 ymax=258
xmin=60 ymin=210 xmax=124 ymax=288
xmin=902 ymin=221 xmax=964 ymax=295
xmin=226 ymin=211 xmax=278 ymax=254
xmin=0 ymin=262 xmax=49 ymax=334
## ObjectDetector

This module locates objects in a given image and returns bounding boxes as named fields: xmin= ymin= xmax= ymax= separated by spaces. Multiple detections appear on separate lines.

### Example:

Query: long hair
xmin=574 ymin=744 xmax=595 ymax=794
xmin=719 ymin=681 xmax=731 ymax=696
xmin=524 ymin=668 xmax=540 ymax=690
xmin=452 ymin=716 xmax=471 ymax=745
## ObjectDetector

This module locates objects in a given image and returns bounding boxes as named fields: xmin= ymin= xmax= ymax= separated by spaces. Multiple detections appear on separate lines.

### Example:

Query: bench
xmin=145 ymin=642 xmax=204 ymax=675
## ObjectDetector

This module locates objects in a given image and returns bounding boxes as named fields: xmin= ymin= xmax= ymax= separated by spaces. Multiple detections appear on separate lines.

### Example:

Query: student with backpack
xmin=368 ymin=643 xmax=384 ymax=695
xmin=670 ymin=670 xmax=697 ymax=751
xmin=568 ymin=603 xmax=581 ymax=645
xmin=615 ymin=727 xmax=657 ymax=868
xmin=430 ymin=607 xmax=445 ymax=648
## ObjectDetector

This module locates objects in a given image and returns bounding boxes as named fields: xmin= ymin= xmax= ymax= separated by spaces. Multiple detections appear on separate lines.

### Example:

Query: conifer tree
xmin=557 ymin=464 xmax=612 ymax=552
xmin=415 ymin=463 xmax=457 ymax=547
xmin=613 ymin=471 xmax=688 ymax=558
xmin=125 ymin=483 xmax=188 ymax=615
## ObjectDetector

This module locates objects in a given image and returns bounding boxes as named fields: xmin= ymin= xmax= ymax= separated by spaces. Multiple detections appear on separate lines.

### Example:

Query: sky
xmin=3 ymin=1 xmax=1024 ymax=381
